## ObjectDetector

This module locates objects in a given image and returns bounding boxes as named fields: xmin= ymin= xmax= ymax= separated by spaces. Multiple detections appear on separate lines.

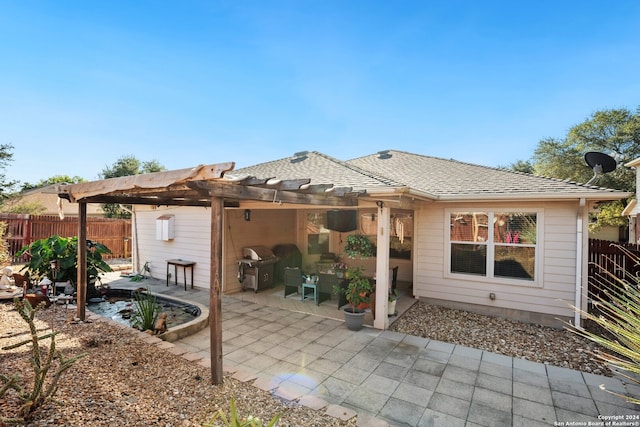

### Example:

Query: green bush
xmin=16 ymin=235 xmax=112 ymax=285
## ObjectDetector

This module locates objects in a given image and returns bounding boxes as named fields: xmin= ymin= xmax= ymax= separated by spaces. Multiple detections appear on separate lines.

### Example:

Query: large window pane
xmin=451 ymin=244 xmax=487 ymax=276
xmin=307 ymin=213 xmax=329 ymax=254
xmin=450 ymin=212 xmax=489 ymax=242
xmin=449 ymin=209 xmax=539 ymax=284
xmin=494 ymin=213 xmax=537 ymax=244
xmin=494 ymin=246 xmax=535 ymax=280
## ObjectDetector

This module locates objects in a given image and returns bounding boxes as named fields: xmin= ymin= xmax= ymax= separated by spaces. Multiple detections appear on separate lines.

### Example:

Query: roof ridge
xmin=310 ymin=151 xmax=403 ymax=187
xmin=363 ymin=149 xmax=617 ymax=191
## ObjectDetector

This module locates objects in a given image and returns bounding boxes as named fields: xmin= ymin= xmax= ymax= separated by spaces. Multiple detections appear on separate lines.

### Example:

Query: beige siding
xmin=414 ymin=201 xmax=580 ymax=319
xmin=133 ymin=206 xmax=298 ymax=293
xmin=133 ymin=206 xmax=211 ymax=288
xmin=224 ymin=208 xmax=297 ymax=293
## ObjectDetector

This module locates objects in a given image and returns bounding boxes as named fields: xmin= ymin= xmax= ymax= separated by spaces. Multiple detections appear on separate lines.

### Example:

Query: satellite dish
xmin=584 ymin=151 xmax=617 ymax=185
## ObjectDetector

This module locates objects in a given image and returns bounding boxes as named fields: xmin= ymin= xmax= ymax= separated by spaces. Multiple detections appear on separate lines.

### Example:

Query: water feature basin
xmin=87 ymin=288 xmax=209 ymax=342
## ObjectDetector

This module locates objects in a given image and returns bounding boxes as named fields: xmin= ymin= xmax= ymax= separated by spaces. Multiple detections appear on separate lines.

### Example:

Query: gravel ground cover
xmin=0 ymin=302 xmax=356 ymax=426
xmin=390 ymin=301 xmax=611 ymax=376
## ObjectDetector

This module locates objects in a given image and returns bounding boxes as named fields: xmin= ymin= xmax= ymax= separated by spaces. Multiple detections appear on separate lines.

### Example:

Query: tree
xmin=508 ymin=159 xmax=535 ymax=174
xmin=1 ymin=201 xmax=47 ymax=215
xmin=532 ymin=108 xmax=640 ymax=192
xmin=0 ymin=144 xmax=17 ymax=201
xmin=517 ymin=107 xmax=640 ymax=232
xmin=20 ymin=175 xmax=86 ymax=192
xmin=100 ymin=156 xmax=166 ymax=218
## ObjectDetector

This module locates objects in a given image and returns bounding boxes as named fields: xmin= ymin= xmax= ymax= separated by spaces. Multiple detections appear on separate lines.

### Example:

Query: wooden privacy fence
xmin=0 ymin=214 xmax=132 ymax=263
xmin=588 ymin=238 xmax=640 ymax=301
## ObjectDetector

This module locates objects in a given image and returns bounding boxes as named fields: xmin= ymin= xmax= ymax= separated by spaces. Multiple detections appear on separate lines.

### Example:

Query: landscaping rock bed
xmin=0 ymin=302 xmax=355 ymax=426
xmin=390 ymin=302 xmax=611 ymax=376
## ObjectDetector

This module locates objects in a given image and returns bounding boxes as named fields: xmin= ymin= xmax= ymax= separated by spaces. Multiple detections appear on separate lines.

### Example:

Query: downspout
xmin=575 ymin=198 xmax=586 ymax=329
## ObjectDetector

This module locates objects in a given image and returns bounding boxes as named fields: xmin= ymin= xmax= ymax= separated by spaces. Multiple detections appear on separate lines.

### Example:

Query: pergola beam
xmin=59 ymin=164 xmax=365 ymax=387
xmin=188 ymin=182 xmax=359 ymax=206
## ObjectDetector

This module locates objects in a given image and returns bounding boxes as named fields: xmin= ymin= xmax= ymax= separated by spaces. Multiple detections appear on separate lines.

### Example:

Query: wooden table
xmin=166 ymin=259 xmax=196 ymax=291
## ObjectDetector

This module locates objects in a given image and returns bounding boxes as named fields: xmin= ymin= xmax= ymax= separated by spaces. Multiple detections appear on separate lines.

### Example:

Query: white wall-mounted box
xmin=156 ymin=215 xmax=175 ymax=241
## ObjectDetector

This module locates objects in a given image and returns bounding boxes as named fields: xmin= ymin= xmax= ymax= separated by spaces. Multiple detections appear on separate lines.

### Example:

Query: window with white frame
xmin=448 ymin=211 xmax=538 ymax=282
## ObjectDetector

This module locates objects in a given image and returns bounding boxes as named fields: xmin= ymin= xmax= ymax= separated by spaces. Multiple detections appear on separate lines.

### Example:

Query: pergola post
xmin=76 ymin=201 xmax=87 ymax=321
xmin=374 ymin=202 xmax=390 ymax=330
xmin=210 ymin=196 xmax=224 ymax=384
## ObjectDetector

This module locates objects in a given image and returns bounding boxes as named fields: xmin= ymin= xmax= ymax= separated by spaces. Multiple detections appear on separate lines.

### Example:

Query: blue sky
xmin=2 ymin=1 xmax=639 ymax=186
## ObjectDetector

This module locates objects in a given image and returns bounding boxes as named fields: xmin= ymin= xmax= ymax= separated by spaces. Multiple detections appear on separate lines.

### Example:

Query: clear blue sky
xmin=2 ymin=1 xmax=639 ymax=186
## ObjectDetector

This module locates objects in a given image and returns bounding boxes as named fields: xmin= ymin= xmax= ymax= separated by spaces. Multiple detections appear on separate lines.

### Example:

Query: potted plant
xmin=388 ymin=289 xmax=399 ymax=316
xmin=331 ymin=261 xmax=347 ymax=278
xmin=16 ymin=235 xmax=113 ymax=296
xmin=333 ymin=266 xmax=373 ymax=331
xmin=343 ymin=234 xmax=374 ymax=259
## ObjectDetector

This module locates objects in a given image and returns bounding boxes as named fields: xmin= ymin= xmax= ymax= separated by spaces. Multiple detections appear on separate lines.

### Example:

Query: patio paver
xmin=103 ymin=274 xmax=640 ymax=425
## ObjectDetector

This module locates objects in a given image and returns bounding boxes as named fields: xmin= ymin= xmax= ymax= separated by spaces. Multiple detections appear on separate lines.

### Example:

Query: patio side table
xmin=166 ymin=259 xmax=196 ymax=291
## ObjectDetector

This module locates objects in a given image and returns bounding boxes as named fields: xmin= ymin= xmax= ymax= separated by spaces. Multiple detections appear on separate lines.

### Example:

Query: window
xmin=359 ymin=210 xmax=413 ymax=260
xmin=449 ymin=211 xmax=538 ymax=283
xmin=307 ymin=212 xmax=329 ymax=254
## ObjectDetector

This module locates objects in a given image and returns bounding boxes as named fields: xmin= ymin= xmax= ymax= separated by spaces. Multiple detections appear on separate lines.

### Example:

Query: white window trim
xmin=444 ymin=208 xmax=544 ymax=288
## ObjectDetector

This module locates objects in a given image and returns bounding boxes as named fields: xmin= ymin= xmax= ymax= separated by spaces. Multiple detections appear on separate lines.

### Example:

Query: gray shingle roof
xmin=230 ymin=151 xmax=402 ymax=191
xmin=231 ymin=150 xmax=629 ymax=201
xmin=348 ymin=150 xmax=628 ymax=200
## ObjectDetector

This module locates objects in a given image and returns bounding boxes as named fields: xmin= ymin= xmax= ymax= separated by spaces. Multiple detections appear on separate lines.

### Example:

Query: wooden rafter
xmin=187 ymin=181 xmax=359 ymax=206
xmin=59 ymin=161 xmax=365 ymax=387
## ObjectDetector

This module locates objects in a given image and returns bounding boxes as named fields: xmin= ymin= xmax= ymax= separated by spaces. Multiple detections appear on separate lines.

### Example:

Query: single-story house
xmin=4 ymin=184 xmax=103 ymax=216
xmin=58 ymin=150 xmax=629 ymax=328
xmin=96 ymin=149 xmax=627 ymax=330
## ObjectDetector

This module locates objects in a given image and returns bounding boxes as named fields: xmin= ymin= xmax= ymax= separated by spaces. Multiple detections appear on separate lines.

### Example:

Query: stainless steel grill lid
xmin=242 ymin=246 xmax=276 ymax=261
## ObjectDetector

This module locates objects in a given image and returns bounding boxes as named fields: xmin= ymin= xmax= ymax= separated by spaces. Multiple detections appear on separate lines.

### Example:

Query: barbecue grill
xmin=237 ymin=246 xmax=278 ymax=292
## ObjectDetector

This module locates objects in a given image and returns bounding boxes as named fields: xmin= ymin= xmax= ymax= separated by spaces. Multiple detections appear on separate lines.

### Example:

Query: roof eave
xmin=435 ymin=191 xmax=632 ymax=202
xmin=625 ymin=158 xmax=640 ymax=168
xmin=364 ymin=187 xmax=438 ymax=201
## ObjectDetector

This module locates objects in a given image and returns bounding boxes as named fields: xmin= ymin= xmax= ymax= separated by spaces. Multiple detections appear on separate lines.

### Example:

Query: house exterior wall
xmin=223 ymin=208 xmax=298 ymax=293
xmin=413 ymin=200 xmax=581 ymax=327
xmin=9 ymin=191 xmax=103 ymax=216
xmin=132 ymin=206 xmax=297 ymax=293
xmin=133 ymin=206 xmax=212 ymax=288
xmin=589 ymin=225 xmax=622 ymax=242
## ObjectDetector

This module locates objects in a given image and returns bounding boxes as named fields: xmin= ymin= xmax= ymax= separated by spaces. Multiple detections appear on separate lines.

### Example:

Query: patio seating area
xmin=101 ymin=270 xmax=415 ymax=329
xmin=227 ymin=278 xmax=416 ymax=328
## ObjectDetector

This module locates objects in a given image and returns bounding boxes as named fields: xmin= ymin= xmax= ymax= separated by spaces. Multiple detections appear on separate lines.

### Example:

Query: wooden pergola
xmin=57 ymin=162 xmax=363 ymax=384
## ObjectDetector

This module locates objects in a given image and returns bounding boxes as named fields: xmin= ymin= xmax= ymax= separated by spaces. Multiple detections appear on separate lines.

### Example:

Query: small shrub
xmin=0 ymin=221 xmax=10 ymax=266
xmin=16 ymin=235 xmax=112 ymax=285
xmin=569 ymin=244 xmax=640 ymax=405
xmin=131 ymin=289 xmax=161 ymax=331
xmin=204 ymin=398 xmax=280 ymax=427
xmin=0 ymin=298 xmax=86 ymax=422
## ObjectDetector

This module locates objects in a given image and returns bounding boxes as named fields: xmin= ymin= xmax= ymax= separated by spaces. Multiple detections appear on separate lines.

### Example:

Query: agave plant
xmin=204 ymin=398 xmax=280 ymax=427
xmin=568 ymin=244 xmax=640 ymax=405
xmin=131 ymin=289 xmax=161 ymax=331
